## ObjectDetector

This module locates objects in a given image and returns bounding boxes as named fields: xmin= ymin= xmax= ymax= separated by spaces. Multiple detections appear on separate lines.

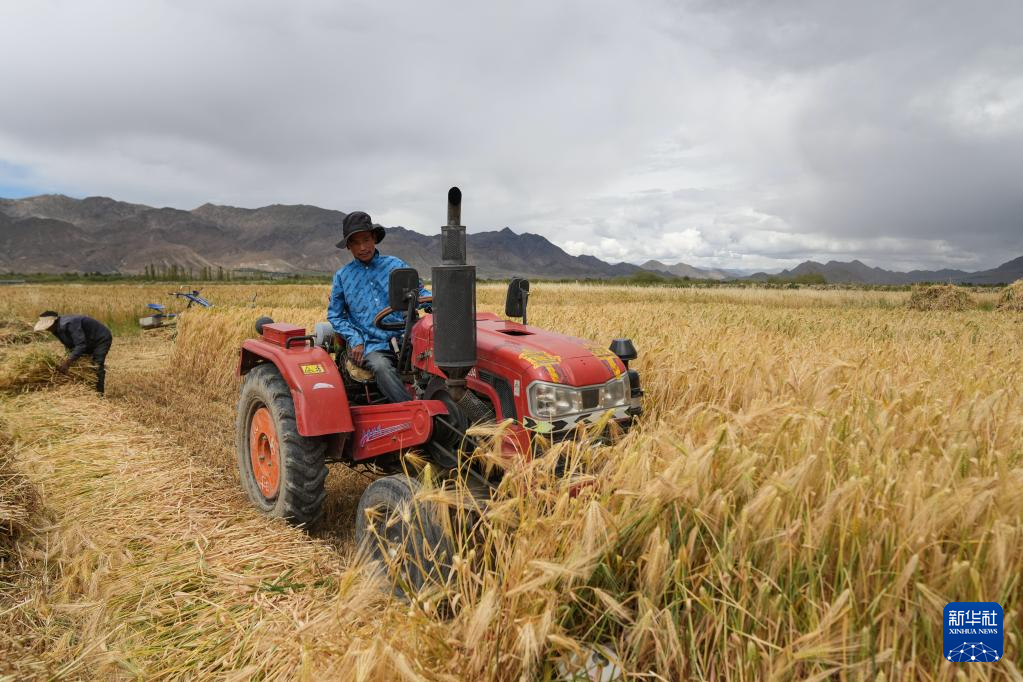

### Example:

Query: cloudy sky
xmin=1 ymin=1 xmax=1021 ymax=272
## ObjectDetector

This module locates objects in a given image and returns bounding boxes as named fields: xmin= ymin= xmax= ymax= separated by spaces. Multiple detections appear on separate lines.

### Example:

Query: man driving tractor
xmin=327 ymin=211 xmax=430 ymax=403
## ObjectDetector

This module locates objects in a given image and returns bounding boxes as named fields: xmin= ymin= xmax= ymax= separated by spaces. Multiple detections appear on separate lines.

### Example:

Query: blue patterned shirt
xmin=327 ymin=250 xmax=430 ymax=353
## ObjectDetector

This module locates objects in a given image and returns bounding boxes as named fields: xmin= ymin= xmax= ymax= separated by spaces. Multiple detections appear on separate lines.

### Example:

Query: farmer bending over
xmin=327 ymin=211 xmax=429 ymax=403
xmin=34 ymin=311 xmax=113 ymax=394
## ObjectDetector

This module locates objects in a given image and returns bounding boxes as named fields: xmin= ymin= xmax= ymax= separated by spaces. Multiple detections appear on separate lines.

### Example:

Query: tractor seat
xmin=147 ymin=303 xmax=166 ymax=311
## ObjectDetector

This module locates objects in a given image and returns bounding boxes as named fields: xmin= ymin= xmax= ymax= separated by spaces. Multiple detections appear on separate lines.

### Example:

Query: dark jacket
xmin=51 ymin=315 xmax=112 ymax=361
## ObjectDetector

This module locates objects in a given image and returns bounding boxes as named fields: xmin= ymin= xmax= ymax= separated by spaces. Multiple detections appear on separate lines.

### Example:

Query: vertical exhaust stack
xmin=432 ymin=187 xmax=477 ymax=400
xmin=442 ymin=187 xmax=466 ymax=265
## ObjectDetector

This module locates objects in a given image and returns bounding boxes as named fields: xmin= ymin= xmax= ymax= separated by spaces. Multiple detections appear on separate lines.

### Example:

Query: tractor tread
xmin=355 ymin=474 xmax=455 ymax=598
xmin=237 ymin=363 xmax=329 ymax=527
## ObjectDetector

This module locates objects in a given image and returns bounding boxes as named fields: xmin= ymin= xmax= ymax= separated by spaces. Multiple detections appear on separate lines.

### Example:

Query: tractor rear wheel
xmin=355 ymin=474 xmax=454 ymax=597
xmin=236 ymin=363 xmax=328 ymax=527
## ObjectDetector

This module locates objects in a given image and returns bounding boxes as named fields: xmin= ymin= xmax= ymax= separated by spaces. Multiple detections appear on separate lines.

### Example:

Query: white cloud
xmin=1 ymin=0 xmax=1021 ymax=270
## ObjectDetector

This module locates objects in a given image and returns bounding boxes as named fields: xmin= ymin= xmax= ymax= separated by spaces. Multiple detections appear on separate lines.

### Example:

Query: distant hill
xmin=0 ymin=194 xmax=644 ymax=280
xmin=640 ymin=259 xmax=730 ymax=280
xmin=746 ymin=257 xmax=1023 ymax=285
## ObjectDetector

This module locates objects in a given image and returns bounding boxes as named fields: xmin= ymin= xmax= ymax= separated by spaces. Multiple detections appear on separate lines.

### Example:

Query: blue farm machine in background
xmin=139 ymin=289 xmax=213 ymax=330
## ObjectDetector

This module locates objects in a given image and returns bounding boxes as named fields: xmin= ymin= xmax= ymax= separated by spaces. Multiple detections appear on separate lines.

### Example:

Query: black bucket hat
xmin=337 ymin=211 xmax=386 ymax=248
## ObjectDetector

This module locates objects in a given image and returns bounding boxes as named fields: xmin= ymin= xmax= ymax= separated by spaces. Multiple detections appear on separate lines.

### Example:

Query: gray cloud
xmin=1 ymin=0 xmax=1020 ymax=271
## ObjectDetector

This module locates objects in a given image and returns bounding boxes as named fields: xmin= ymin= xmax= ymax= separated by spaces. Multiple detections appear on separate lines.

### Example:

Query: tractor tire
xmin=236 ymin=363 xmax=328 ymax=527
xmin=355 ymin=474 xmax=454 ymax=597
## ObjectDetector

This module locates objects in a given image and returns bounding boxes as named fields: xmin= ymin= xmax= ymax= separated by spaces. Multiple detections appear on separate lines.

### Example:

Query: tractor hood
xmin=412 ymin=313 xmax=627 ymax=388
xmin=473 ymin=312 xmax=626 ymax=387
xmin=475 ymin=313 xmax=596 ymax=360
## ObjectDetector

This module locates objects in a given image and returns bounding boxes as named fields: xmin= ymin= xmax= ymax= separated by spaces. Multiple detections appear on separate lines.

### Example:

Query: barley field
xmin=1 ymin=282 xmax=1021 ymax=680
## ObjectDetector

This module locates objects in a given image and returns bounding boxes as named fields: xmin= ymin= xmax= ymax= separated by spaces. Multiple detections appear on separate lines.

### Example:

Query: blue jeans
xmin=364 ymin=351 xmax=410 ymax=402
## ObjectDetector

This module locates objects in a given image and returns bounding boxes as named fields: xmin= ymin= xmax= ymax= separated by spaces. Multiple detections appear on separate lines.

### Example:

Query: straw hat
xmin=344 ymin=357 xmax=375 ymax=383
xmin=34 ymin=311 xmax=58 ymax=332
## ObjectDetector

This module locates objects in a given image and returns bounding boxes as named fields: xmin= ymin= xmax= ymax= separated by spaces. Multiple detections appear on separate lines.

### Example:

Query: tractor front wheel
xmin=236 ymin=363 xmax=328 ymax=527
xmin=355 ymin=474 xmax=454 ymax=598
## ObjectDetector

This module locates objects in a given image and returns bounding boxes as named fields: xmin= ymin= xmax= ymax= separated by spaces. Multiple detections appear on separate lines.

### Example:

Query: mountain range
xmin=0 ymin=194 xmax=647 ymax=280
xmin=1 ymin=194 xmax=1020 ymax=284
xmin=747 ymin=258 xmax=1023 ymax=285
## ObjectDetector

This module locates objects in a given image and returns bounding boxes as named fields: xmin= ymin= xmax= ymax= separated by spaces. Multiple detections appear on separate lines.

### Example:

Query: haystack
xmin=906 ymin=284 xmax=974 ymax=311
xmin=0 ymin=346 xmax=95 ymax=393
xmin=996 ymin=279 xmax=1023 ymax=311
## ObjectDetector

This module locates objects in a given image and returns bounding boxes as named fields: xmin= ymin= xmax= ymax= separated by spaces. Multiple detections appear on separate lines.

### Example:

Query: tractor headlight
xmin=601 ymin=372 xmax=630 ymax=408
xmin=527 ymin=374 xmax=632 ymax=420
xmin=528 ymin=382 xmax=581 ymax=419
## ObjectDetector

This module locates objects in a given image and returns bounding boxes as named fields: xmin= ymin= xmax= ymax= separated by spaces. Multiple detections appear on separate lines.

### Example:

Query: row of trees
xmin=142 ymin=264 xmax=232 ymax=281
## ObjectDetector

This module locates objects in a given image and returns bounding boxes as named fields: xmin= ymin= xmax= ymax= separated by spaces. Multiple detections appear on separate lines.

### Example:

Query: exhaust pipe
xmin=447 ymin=187 xmax=462 ymax=228
xmin=432 ymin=187 xmax=476 ymax=400
xmin=441 ymin=186 xmax=466 ymax=265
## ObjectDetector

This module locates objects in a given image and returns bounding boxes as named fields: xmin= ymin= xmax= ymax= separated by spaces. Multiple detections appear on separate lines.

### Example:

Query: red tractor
xmin=235 ymin=188 xmax=642 ymax=587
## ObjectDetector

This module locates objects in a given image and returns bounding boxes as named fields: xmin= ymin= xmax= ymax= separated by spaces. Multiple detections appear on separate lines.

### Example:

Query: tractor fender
xmin=238 ymin=338 xmax=354 ymax=437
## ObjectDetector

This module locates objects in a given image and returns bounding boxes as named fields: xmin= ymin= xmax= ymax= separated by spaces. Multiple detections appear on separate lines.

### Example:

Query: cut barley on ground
xmin=0 ymin=344 xmax=96 ymax=393
xmin=0 ymin=320 xmax=39 ymax=347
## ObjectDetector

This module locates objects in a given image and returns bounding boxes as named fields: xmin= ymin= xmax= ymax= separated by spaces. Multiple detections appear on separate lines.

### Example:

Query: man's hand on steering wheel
xmin=372 ymin=295 xmax=433 ymax=331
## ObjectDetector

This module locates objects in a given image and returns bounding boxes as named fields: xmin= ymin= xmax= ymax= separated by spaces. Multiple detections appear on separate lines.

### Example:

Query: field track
xmin=1 ymin=333 xmax=462 ymax=680
xmin=1 ymin=336 xmax=393 ymax=679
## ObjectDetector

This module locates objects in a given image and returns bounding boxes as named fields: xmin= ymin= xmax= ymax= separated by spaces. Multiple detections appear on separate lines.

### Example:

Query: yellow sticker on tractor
xmin=588 ymin=345 xmax=623 ymax=378
xmin=518 ymin=350 xmax=562 ymax=383
xmin=300 ymin=363 xmax=326 ymax=375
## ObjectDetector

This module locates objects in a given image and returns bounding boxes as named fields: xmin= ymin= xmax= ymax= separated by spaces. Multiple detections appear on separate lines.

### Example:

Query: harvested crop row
xmin=0 ymin=320 xmax=40 ymax=347
xmin=0 ymin=433 xmax=34 ymax=544
xmin=0 ymin=343 xmax=96 ymax=393
xmin=0 ymin=389 xmax=464 ymax=680
xmin=0 ymin=424 xmax=52 ymax=680
xmin=106 ymin=333 xmax=369 ymax=551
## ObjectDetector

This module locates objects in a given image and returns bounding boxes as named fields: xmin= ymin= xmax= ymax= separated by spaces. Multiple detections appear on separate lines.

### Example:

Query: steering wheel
xmin=373 ymin=296 xmax=433 ymax=331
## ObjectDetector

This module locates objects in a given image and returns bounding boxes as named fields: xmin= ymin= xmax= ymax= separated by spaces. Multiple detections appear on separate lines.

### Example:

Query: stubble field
xmin=1 ymin=282 xmax=1021 ymax=680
